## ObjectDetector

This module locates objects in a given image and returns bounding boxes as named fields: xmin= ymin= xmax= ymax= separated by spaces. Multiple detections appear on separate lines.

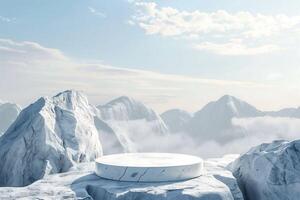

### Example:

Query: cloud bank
xmin=1 ymin=38 xmax=281 ymax=112
xmin=131 ymin=116 xmax=300 ymax=158
xmin=130 ymin=2 xmax=300 ymax=55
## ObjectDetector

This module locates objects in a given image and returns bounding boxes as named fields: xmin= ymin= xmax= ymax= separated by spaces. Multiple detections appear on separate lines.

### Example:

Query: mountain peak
xmin=98 ymin=96 xmax=157 ymax=121
xmin=105 ymin=96 xmax=136 ymax=106
xmin=0 ymin=90 xmax=102 ymax=187
xmin=53 ymin=89 xmax=82 ymax=98
xmin=217 ymin=95 xmax=241 ymax=104
xmin=52 ymin=90 xmax=89 ymax=110
xmin=200 ymin=95 xmax=260 ymax=118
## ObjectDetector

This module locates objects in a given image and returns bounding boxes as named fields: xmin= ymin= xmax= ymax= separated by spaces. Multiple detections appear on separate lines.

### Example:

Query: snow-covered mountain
xmin=0 ymin=90 xmax=102 ymax=187
xmin=161 ymin=109 xmax=192 ymax=133
xmin=97 ymin=96 xmax=168 ymax=153
xmin=0 ymin=102 xmax=21 ymax=135
xmin=265 ymin=107 xmax=300 ymax=118
xmin=98 ymin=96 xmax=161 ymax=121
xmin=231 ymin=139 xmax=300 ymax=200
xmin=188 ymin=95 xmax=262 ymax=143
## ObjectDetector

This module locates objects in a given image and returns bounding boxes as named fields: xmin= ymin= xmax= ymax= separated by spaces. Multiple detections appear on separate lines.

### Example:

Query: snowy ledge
xmin=0 ymin=155 xmax=243 ymax=200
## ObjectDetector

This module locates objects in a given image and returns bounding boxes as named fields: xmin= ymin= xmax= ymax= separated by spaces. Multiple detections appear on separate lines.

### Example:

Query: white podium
xmin=95 ymin=153 xmax=203 ymax=182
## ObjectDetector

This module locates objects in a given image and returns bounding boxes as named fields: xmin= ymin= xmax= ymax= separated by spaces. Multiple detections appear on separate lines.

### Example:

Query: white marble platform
xmin=95 ymin=153 xmax=203 ymax=182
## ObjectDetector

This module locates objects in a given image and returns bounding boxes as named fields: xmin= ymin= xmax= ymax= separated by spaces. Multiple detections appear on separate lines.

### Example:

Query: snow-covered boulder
xmin=231 ymin=139 xmax=300 ymax=200
xmin=0 ymin=102 xmax=21 ymax=135
xmin=161 ymin=109 xmax=192 ymax=133
xmin=0 ymin=90 xmax=102 ymax=186
xmin=0 ymin=155 xmax=243 ymax=200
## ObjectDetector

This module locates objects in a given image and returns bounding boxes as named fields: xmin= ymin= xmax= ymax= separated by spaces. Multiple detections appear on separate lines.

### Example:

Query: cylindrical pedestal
xmin=95 ymin=153 xmax=203 ymax=182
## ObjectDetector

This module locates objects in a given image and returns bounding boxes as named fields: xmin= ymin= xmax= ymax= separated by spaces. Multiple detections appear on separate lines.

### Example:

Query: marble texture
xmin=95 ymin=153 xmax=204 ymax=182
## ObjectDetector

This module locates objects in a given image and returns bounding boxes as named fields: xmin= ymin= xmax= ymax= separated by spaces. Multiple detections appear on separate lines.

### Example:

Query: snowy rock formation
xmin=0 ymin=155 xmax=243 ymax=200
xmin=97 ymin=96 xmax=168 ymax=153
xmin=0 ymin=90 xmax=102 ymax=186
xmin=0 ymin=102 xmax=21 ymax=135
xmin=161 ymin=109 xmax=192 ymax=133
xmin=231 ymin=139 xmax=300 ymax=200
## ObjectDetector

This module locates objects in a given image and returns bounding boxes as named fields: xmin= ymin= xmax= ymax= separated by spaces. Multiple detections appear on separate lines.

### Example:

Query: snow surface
xmin=0 ymin=155 xmax=243 ymax=200
xmin=0 ymin=90 xmax=102 ymax=186
xmin=231 ymin=139 xmax=300 ymax=200
xmin=0 ymin=102 xmax=21 ymax=135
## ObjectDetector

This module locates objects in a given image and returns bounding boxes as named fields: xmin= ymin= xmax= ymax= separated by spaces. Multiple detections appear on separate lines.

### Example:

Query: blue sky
xmin=1 ymin=0 xmax=300 ymax=111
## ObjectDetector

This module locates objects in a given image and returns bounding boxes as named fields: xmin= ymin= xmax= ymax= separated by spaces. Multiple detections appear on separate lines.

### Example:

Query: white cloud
xmin=0 ymin=16 xmax=15 ymax=23
xmin=130 ymin=2 xmax=300 ymax=55
xmin=266 ymin=73 xmax=283 ymax=81
xmin=194 ymin=40 xmax=280 ymax=55
xmin=88 ymin=7 xmax=106 ymax=18
xmin=132 ymin=3 xmax=300 ymax=38
xmin=2 ymin=38 xmax=283 ymax=112
xmin=111 ymin=116 xmax=300 ymax=158
xmin=0 ymin=39 xmax=66 ymax=61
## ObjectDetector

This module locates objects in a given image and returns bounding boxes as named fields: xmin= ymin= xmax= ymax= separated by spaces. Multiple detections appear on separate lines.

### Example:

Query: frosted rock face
xmin=0 ymin=102 xmax=21 ymax=135
xmin=161 ymin=109 xmax=192 ymax=133
xmin=95 ymin=153 xmax=203 ymax=182
xmin=0 ymin=155 xmax=243 ymax=200
xmin=0 ymin=90 xmax=102 ymax=186
xmin=231 ymin=140 xmax=300 ymax=200
xmin=97 ymin=96 xmax=168 ymax=153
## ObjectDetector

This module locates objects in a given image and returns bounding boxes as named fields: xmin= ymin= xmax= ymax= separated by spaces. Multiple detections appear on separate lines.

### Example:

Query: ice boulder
xmin=231 ymin=139 xmax=300 ymax=200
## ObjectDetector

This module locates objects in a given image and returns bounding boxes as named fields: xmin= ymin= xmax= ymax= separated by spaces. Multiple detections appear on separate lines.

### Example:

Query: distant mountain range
xmin=0 ymin=91 xmax=299 ymax=199
xmin=0 ymin=101 xmax=21 ymax=135
xmin=0 ymin=90 xmax=167 ymax=186
xmin=161 ymin=95 xmax=300 ymax=143
xmin=1 ymin=90 xmax=300 ymax=187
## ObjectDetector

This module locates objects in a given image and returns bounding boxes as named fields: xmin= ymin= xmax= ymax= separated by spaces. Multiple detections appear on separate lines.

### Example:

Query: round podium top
xmin=95 ymin=153 xmax=203 ymax=182
xmin=95 ymin=153 xmax=202 ymax=167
